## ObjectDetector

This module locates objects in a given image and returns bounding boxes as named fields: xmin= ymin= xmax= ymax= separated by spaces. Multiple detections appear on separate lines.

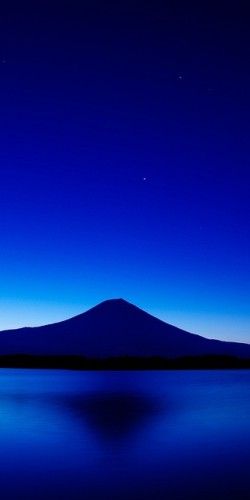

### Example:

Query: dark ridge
xmin=0 ymin=354 xmax=249 ymax=370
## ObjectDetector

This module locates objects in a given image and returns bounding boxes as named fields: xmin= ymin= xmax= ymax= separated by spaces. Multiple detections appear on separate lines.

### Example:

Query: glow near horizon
xmin=0 ymin=298 xmax=249 ymax=344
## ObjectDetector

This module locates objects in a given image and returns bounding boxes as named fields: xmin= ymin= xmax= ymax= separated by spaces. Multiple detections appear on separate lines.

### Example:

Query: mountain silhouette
xmin=0 ymin=298 xmax=249 ymax=359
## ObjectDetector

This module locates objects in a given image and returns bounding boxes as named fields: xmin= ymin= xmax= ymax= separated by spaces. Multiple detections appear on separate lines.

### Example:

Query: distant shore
xmin=0 ymin=354 xmax=250 ymax=370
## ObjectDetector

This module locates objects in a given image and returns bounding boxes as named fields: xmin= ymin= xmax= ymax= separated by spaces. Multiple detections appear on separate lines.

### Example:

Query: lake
xmin=0 ymin=369 xmax=249 ymax=499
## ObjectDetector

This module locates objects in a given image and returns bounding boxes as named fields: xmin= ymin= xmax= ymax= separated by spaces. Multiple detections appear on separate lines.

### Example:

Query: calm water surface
xmin=0 ymin=369 xmax=249 ymax=499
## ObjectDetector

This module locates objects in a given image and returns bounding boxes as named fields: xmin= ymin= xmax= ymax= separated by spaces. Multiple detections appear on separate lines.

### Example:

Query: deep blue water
xmin=0 ymin=369 xmax=250 ymax=499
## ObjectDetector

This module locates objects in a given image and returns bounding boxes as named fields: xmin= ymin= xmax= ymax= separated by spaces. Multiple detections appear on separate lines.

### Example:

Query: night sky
xmin=0 ymin=2 xmax=249 ymax=341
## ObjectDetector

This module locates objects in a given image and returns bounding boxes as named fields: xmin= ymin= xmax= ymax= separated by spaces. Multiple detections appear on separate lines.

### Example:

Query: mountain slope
xmin=0 ymin=298 xmax=249 ymax=358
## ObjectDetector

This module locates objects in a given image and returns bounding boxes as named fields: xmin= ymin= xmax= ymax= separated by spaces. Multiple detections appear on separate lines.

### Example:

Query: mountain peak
xmin=101 ymin=298 xmax=130 ymax=305
xmin=0 ymin=298 xmax=250 ymax=360
xmin=93 ymin=298 xmax=135 ymax=311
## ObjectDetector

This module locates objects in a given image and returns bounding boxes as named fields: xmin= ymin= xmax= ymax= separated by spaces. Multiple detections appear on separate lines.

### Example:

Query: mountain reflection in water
xmin=63 ymin=391 xmax=161 ymax=440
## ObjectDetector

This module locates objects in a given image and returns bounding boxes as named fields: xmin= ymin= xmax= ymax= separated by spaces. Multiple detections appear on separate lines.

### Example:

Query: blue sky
xmin=0 ymin=2 xmax=249 ymax=342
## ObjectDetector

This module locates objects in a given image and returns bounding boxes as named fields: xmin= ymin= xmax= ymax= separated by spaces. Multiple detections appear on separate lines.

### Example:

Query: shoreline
xmin=0 ymin=354 xmax=249 ymax=370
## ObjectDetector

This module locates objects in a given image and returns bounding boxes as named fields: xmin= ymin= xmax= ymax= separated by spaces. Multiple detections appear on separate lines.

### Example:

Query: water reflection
xmin=0 ymin=370 xmax=250 ymax=499
xmin=64 ymin=391 xmax=159 ymax=440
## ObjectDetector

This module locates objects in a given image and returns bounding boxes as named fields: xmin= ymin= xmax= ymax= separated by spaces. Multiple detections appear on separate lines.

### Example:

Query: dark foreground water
xmin=0 ymin=369 xmax=250 ymax=499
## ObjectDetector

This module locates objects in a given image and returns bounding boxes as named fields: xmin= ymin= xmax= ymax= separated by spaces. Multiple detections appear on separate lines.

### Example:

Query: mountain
xmin=0 ymin=298 xmax=249 ymax=360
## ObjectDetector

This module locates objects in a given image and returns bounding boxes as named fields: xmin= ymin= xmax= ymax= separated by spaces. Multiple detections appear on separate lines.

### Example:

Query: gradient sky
xmin=0 ymin=2 xmax=249 ymax=342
